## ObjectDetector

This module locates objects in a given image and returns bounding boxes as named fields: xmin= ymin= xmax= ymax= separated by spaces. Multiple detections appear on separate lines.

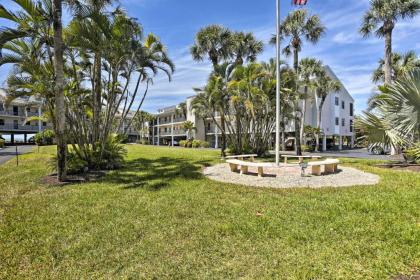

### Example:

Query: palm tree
xmin=313 ymin=69 xmax=341 ymax=152
xmin=356 ymin=69 xmax=420 ymax=150
xmin=298 ymin=58 xmax=323 ymax=145
xmin=360 ymin=0 xmax=420 ymax=85
xmin=372 ymin=51 xmax=420 ymax=83
xmin=271 ymin=9 xmax=325 ymax=155
xmin=176 ymin=102 xmax=187 ymax=119
xmin=190 ymin=25 xmax=232 ymax=68
xmin=231 ymin=32 xmax=263 ymax=66
xmin=183 ymin=121 xmax=196 ymax=140
xmin=0 ymin=0 xmax=68 ymax=180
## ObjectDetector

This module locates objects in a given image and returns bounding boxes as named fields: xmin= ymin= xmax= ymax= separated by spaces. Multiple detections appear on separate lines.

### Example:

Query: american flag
xmin=293 ymin=0 xmax=308 ymax=5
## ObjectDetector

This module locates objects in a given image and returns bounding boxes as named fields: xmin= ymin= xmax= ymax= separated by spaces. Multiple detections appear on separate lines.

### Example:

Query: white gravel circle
xmin=203 ymin=163 xmax=380 ymax=189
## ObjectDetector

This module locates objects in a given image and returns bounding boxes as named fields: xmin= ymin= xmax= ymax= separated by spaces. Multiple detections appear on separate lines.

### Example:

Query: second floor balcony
xmin=0 ymin=110 xmax=39 ymax=117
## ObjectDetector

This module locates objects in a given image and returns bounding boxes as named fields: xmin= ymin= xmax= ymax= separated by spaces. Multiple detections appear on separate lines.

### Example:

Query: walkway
xmin=0 ymin=145 xmax=35 ymax=165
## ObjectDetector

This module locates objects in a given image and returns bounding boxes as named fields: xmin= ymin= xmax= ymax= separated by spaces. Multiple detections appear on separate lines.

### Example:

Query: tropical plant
xmin=182 ymin=121 xmax=196 ymax=140
xmin=360 ymin=0 xmax=420 ymax=84
xmin=271 ymin=9 xmax=325 ymax=155
xmin=313 ymin=68 xmax=341 ymax=151
xmin=176 ymin=102 xmax=187 ymax=119
xmin=356 ymin=69 xmax=420 ymax=151
xmin=34 ymin=129 xmax=55 ymax=146
xmin=298 ymin=58 xmax=323 ymax=145
xmin=372 ymin=51 xmax=420 ymax=83
xmin=231 ymin=32 xmax=263 ymax=66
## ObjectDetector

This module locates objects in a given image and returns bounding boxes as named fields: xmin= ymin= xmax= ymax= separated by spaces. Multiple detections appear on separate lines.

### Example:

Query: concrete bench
xmin=226 ymin=159 xmax=274 ymax=177
xmin=281 ymin=155 xmax=323 ymax=164
xmin=307 ymin=159 xmax=340 ymax=176
xmin=224 ymin=154 xmax=258 ymax=162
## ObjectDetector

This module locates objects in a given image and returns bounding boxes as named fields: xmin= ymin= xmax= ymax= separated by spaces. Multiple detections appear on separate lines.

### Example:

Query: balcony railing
xmin=0 ymin=110 xmax=39 ymax=117
xmin=0 ymin=124 xmax=46 ymax=131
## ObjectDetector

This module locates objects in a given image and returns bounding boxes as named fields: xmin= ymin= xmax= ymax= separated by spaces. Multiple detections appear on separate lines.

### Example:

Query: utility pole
xmin=275 ymin=0 xmax=281 ymax=166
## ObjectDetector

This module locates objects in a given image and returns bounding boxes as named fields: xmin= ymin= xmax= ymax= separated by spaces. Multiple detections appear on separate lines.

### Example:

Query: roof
xmin=0 ymin=88 xmax=43 ymax=106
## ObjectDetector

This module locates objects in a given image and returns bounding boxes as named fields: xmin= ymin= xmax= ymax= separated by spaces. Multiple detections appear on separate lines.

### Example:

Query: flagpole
xmin=275 ymin=0 xmax=281 ymax=166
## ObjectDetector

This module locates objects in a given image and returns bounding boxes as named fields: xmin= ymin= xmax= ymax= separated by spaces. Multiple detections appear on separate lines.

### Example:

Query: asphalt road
xmin=0 ymin=145 xmax=35 ymax=166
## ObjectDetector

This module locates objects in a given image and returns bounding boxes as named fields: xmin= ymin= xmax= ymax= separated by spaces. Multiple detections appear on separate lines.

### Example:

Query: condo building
xmin=147 ymin=65 xmax=355 ymax=151
xmin=0 ymin=89 xmax=48 ymax=143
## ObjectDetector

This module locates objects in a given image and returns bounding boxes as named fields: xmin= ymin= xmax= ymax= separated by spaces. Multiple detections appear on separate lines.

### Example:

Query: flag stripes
xmin=293 ymin=0 xmax=308 ymax=5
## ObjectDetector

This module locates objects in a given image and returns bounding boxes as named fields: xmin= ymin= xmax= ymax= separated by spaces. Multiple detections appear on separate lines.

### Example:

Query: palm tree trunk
xmin=293 ymin=48 xmax=302 ymax=155
xmin=384 ymin=28 xmax=393 ymax=85
xmin=220 ymin=112 xmax=226 ymax=157
xmin=52 ymin=0 xmax=66 ymax=181
xmin=93 ymin=52 xmax=102 ymax=146
xmin=316 ymin=100 xmax=324 ymax=152
xmin=300 ymin=87 xmax=308 ymax=145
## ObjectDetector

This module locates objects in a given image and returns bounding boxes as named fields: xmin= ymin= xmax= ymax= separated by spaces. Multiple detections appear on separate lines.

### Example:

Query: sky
xmin=1 ymin=0 xmax=420 ymax=115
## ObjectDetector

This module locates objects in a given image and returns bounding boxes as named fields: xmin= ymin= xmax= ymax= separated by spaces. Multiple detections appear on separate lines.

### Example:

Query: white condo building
xmin=148 ymin=65 xmax=355 ymax=151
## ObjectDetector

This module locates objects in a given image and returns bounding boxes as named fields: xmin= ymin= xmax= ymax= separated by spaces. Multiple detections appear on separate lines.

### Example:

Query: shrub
xmin=179 ymin=140 xmax=187 ymax=147
xmin=0 ymin=138 xmax=4 ymax=148
xmin=192 ymin=140 xmax=201 ymax=148
xmin=185 ymin=140 xmax=192 ymax=148
xmin=301 ymin=145 xmax=313 ymax=152
xmin=404 ymin=143 xmax=420 ymax=163
xmin=35 ymin=130 xmax=55 ymax=146
xmin=200 ymin=141 xmax=210 ymax=148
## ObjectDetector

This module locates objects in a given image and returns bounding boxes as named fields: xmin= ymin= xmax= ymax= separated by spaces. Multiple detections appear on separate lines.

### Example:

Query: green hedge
xmin=179 ymin=140 xmax=210 ymax=148
xmin=0 ymin=138 xmax=5 ymax=148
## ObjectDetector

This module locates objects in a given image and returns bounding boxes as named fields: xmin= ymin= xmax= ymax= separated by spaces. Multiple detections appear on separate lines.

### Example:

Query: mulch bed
xmin=393 ymin=271 xmax=420 ymax=280
xmin=41 ymin=171 xmax=106 ymax=186
xmin=376 ymin=163 xmax=420 ymax=173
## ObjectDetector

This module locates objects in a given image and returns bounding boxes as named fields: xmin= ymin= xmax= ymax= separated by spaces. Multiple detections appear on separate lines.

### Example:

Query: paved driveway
xmin=0 ymin=145 xmax=35 ymax=166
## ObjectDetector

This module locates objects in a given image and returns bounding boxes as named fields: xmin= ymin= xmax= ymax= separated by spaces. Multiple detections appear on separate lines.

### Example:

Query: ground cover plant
xmin=0 ymin=145 xmax=419 ymax=279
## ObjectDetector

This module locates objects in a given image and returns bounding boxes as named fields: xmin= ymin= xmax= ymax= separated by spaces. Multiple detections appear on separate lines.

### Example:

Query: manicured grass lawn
xmin=0 ymin=145 xmax=419 ymax=279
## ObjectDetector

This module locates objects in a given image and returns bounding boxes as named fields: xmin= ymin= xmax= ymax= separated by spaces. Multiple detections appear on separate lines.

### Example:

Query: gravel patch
xmin=203 ymin=163 xmax=380 ymax=189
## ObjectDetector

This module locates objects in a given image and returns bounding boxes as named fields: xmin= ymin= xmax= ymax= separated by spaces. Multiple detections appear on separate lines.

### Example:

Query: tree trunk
xmin=93 ymin=52 xmax=102 ymax=147
xmin=52 ymin=0 xmax=66 ymax=181
xmin=293 ymin=48 xmax=302 ymax=155
xmin=384 ymin=28 xmax=393 ymax=85
xmin=316 ymin=100 xmax=324 ymax=152
xmin=299 ymin=87 xmax=307 ymax=146
xmin=220 ymin=112 xmax=226 ymax=157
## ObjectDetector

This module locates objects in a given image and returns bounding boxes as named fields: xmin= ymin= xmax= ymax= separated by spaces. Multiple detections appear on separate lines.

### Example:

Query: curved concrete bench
xmin=224 ymin=154 xmax=258 ymax=161
xmin=226 ymin=159 xmax=274 ymax=177
xmin=307 ymin=159 xmax=340 ymax=175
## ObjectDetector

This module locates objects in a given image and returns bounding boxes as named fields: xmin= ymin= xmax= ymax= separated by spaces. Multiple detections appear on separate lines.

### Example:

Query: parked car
xmin=368 ymin=144 xmax=391 ymax=155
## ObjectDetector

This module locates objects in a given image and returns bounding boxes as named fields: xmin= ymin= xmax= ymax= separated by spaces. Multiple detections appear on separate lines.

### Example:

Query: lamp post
xmin=275 ymin=0 xmax=281 ymax=166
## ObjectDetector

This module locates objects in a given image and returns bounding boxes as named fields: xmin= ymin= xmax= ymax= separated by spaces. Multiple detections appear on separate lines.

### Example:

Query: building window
xmin=342 ymin=118 xmax=345 ymax=127
xmin=207 ymin=122 xmax=211 ymax=132
xmin=350 ymin=103 xmax=354 ymax=117
xmin=341 ymin=101 xmax=345 ymax=109
xmin=350 ymin=120 xmax=353 ymax=132
xmin=0 ymin=103 xmax=4 ymax=111
xmin=335 ymin=117 xmax=339 ymax=126
xmin=335 ymin=97 xmax=339 ymax=106
xmin=0 ymin=119 xmax=4 ymax=125
xmin=43 ymin=122 xmax=47 ymax=126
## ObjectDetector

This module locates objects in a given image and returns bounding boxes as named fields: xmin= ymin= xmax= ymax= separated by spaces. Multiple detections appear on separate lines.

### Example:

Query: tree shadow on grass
xmin=102 ymin=156 xmax=214 ymax=191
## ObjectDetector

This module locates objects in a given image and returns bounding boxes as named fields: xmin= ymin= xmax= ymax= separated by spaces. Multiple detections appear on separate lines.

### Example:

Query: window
xmin=0 ymin=119 xmax=4 ymax=125
xmin=342 ymin=118 xmax=345 ymax=127
xmin=0 ymin=103 xmax=4 ymax=111
xmin=350 ymin=103 xmax=354 ymax=117
xmin=42 ymin=122 xmax=47 ymax=126
xmin=350 ymin=120 xmax=353 ymax=132
xmin=207 ymin=122 xmax=211 ymax=132
xmin=335 ymin=117 xmax=339 ymax=126
xmin=341 ymin=101 xmax=345 ymax=109
xmin=335 ymin=97 xmax=339 ymax=106
xmin=26 ymin=107 xmax=30 ymax=112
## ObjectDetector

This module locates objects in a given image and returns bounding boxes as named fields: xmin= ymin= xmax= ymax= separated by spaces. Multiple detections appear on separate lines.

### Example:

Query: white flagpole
xmin=275 ymin=0 xmax=281 ymax=166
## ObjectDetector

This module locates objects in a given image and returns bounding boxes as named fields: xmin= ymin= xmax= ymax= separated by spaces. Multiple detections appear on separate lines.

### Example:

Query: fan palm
xmin=372 ymin=51 xmax=420 ymax=83
xmin=231 ymin=32 xmax=263 ymax=66
xmin=182 ymin=120 xmax=196 ymax=141
xmin=360 ymin=0 xmax=420 ymax=85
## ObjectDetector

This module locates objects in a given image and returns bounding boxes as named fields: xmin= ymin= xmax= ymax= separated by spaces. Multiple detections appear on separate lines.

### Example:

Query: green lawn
xmin=0 ymin=145 xmax=419 ymax=279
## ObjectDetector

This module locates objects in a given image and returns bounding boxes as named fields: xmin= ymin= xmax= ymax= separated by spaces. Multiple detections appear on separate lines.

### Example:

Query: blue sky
xmin=1 ymin=0 xmax=420 ymax=114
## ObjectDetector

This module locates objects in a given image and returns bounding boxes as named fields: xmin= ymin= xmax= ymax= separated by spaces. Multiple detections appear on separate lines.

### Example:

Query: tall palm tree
xmin=190 ymin=25 xmax=232 ymax=68
xmin=176 ymin=102 xmax=187 ymax=119
xmin=0 ymin=0 xmax=68 ymax=181
xmin=231 ymin=32 xmax=263 ymax=66
xmin=313 ymin=68 xmax=341 ymax=151
xmin=271 ymin=9 xmax=325 ymax=155
xmin=372 ymin=51 xmax=420 ymax=83
xmin=298 ymin=57 xmax=323 ymax=145
xmin=360 ymin=0 xmax=420 ymax=85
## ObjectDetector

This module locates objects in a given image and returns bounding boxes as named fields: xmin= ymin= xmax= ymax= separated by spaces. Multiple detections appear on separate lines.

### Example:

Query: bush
xmin=301 ymin=145 xmax=313 ymax=152
xmin=179 ymin=140 xmax=187 ymax=147
xmin=35 ymin=130 xmax=55 ymax=146
xmin=185 ymin=140 xmax=192 ymax=148
xmin=200 ymin=141 xmax=210 ymax=148
xmin=192 ymin=140 xmax=201 ymax=148
xmin=404 ymin=143 xmax=420 ymax=163
xmin=0 ymin=138 xmax=4 ymax=148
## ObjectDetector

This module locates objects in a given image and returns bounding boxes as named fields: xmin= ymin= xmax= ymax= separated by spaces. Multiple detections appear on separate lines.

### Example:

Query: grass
xmin=0 ymin=145 xmax=419 ymax=279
